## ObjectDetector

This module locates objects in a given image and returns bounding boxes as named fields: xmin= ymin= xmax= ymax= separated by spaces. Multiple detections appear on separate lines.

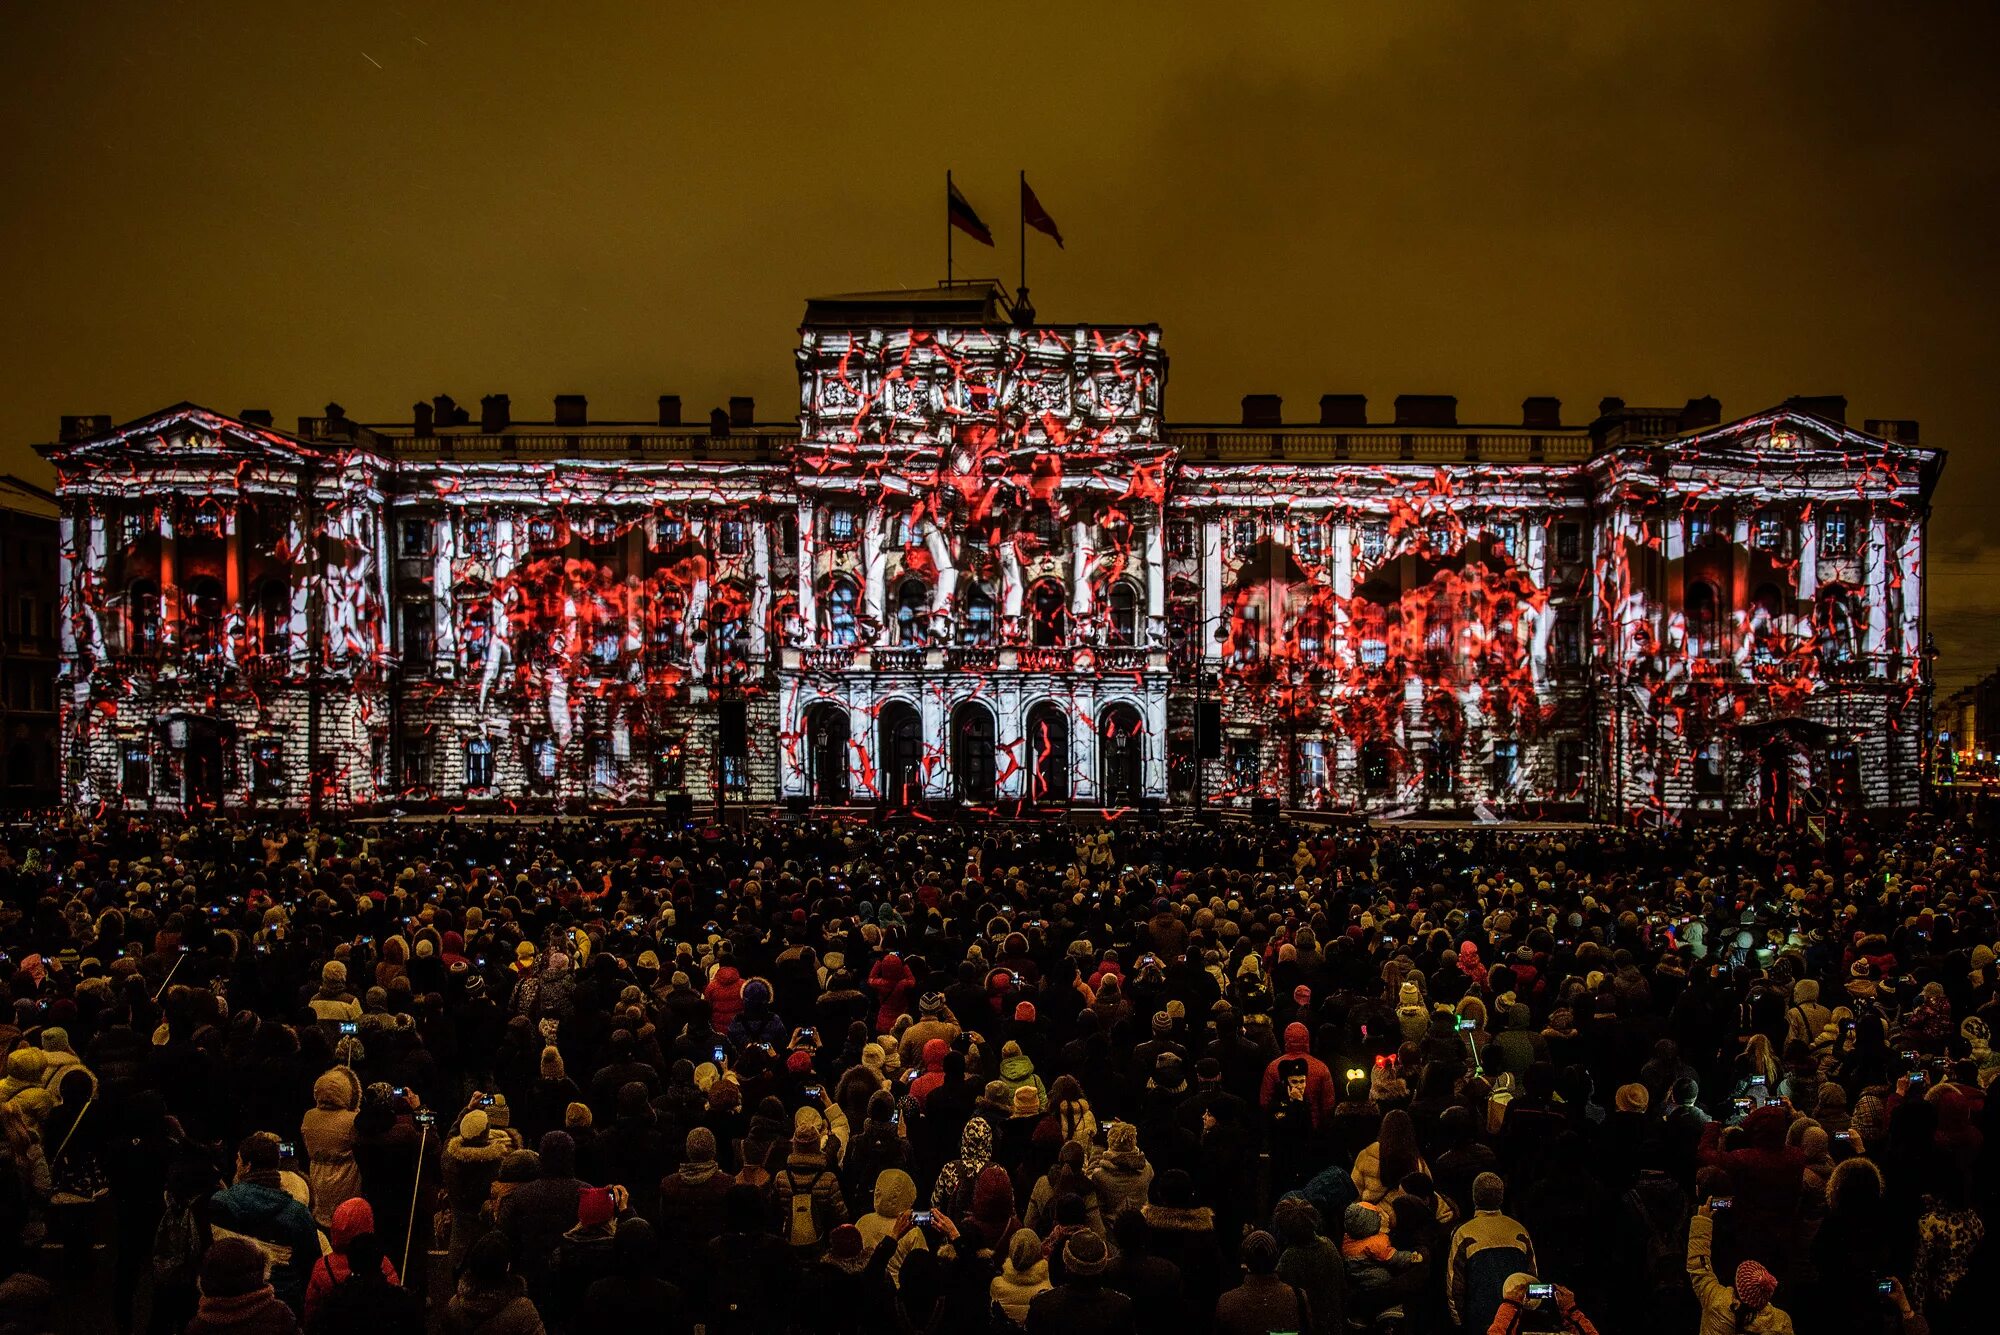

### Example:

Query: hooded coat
xmin=704 ymin=965 xmax=746 ymax=1032
xmin=1259 ymin=1022 xmax=1336 ymax=1129
xmin=931 ymin=1117 xmax=994 ymax=1215
xmin=303 ymin=1196 xmax=400 ymax=1327
xmin=300 ymin=1068 xmax=363 ymax=1227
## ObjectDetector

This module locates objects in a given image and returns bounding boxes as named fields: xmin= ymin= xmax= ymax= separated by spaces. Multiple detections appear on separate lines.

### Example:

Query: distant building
xmin=39 ymin=283 xmax=1944 ymax=821
xmin=0 ymin=476 xmax=60 ymax=806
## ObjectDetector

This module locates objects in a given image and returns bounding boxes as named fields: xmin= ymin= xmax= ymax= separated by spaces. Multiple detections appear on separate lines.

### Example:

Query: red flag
xmin=948 ymin=178 xmax=994 ymax=246
xmin=1021 ymin=177 xmax=1063 ymax=248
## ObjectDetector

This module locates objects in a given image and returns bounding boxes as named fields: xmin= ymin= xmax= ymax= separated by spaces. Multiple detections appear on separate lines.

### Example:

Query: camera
xmin=278 ymin=1141 xmax=295 ymax=1161
xmin=1710 ymin=1196 xmax=1733 ymax=1211
xmin=338 ymin=1021 xmax=358 ymax=1036
xmin=1877 ymin=1280 xmax=1895 ymax=1296
xmin=1527 ymin=1283 xmax=1555 ymax=1302
xmin=712 ymin=1044 xmax=727 ymax=1064
xmin=911 ymin=1210 xmax=932 ymax=1226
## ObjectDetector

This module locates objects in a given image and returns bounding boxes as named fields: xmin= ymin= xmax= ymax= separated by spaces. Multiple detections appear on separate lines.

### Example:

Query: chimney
xmin=657 ymin=395 xmax=682 ymax=427
xmin=1521 ymin=397 xmax=1561 ymax=429
xmin=1393 ymin=394 xmax=1457 ymax=427
xmin=412 ymin=401 xmax=434 ymax=437
xmin=1597 ymin=396 xmax=1626 ymax=418
xmin=239 ymin=408 xmax=274 ymax=428
xmin=1240 ymin=394 xmax=1283 ymax=427
xmin=480 ymin=394 xmax=511 ymax=433
xmin=1784 ymin=394 xmax=1846 ymax=424
xmin=709 ymin=407 xmax=731 ymax=437
xmin=1679 ymin=396 xmax=1722 ymax=431
xmin=554 ymin=394 xmax=587 ymax=427
xmin=728 ymin=396 xmax=755 ymax=428
xmin=58 ymin=414 xmax=112 ymax=443
xmin=1865 ymin=417 xmax=1920 ymax=445
xmin=1318 ymin=394 xmax=1367 ymax=427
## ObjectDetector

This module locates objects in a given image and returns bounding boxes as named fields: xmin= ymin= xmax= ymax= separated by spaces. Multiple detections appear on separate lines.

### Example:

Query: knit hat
xmin=459 ymin=1110 xmax=489 ymax=1142
xmin=1972 ymin=944 xmax=1996 ymax=970
xmin=540 ymin=1046 xmax=566 ymax=1080
xmin=515 ymin=942 xmax=537 ymax=964
xmin=498 ymin=1149 xmax=541 ymax=1183
xmin=486 ymin=1093 xmax=511 ymax=1128
xmin=685 ymin=1127 xmax=718 ymax=1163
xmin=1014 ymin=1001 xmax=1037 ymax=1023
xmin=786 ymin=1050 xmax=814 ymax=1075
xmin=200 ymin=1237 xmax=267 ymax=1298
xmin=860 ymin=1043 xmax=886 ymax=1074
xmin=1063 ymin=1229 xmax=1109 ymax=1276
xmin=1734 ymin=1260 xmax=1777 ymax=1309
xmin=1106 ymin=1121 xmax=1137 ymax=1152
xmin=1151 ymin=1012 xmax=1172 ymax=1035
xmin=792 ymin=1123 xmax=822 ymax=1151
xmin=576 ymin=1186 xmax=615 ymax=1229
xmin=565 ymin=1101 xmax=593 ymax=1130
xmin=920 ymin=992 xmax=946 ymax=1016
xmin=1292 ymin=984 xmax=1312 ymax=1008
xmin=1239 ymin=1229 xmax=1279 ymax=1274
xmin=1343 ymin=1202 xmax=1383 ymax=1240
xmin=1013 ymin=1085 xmax=1043 ymax=1116
xmin=1615 ymin=1084 xmax=1650 ymax=1113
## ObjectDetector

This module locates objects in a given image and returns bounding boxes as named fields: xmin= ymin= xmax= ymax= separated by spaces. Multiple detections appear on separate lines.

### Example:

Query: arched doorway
xmin=1099 ymin=703 xmax=1143 ymax=806
xmin=952 ymin=701 xmax=996 ymax=802
xmin=1024 ymin=702 xmax=1070 ymax=804
xmin=805 ymin=702 xmax=850 ymax=803
xmin=878 ymin=701 xmax=922 ymax=805
xmin=164 ymin=715 xmax=230 ymax=807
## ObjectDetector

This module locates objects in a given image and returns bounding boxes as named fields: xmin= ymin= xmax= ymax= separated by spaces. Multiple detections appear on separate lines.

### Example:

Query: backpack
xmin=152 ymin=1192 xmax=205 ymax=1286
xmin=782 ymin=1168 xmax=829 ymax=1247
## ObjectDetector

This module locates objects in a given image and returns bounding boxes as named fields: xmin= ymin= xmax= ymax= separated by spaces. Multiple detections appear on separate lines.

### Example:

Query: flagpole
xmin=946 ymin=170 xmax=953 ymax=284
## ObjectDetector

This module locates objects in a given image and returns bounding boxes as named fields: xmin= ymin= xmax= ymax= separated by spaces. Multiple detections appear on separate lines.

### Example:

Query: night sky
xmin=3 ymin=4 xmax=1996 ymax=688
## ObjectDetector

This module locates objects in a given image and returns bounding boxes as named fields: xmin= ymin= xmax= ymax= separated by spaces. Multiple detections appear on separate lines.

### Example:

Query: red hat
xmin=1014 ymin=1001 xmax=1037 ymax=1023
xmin=1733 ymin=1260 xmax=1777 ymax=1309
xmin=576 ymin=1186 xmax=615 ymax=1229
xmin=786 ymin=1049 xmax=815 ymax=1075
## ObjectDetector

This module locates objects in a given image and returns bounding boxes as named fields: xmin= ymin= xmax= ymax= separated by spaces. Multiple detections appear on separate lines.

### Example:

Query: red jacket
xmin=303 ymin=1197 xmax=400 ymax=1326
xmin=1259 ymin=1022 xmax=1336 ymax=1128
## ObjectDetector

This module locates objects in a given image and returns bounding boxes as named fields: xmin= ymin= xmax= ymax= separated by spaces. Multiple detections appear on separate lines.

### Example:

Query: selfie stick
xmin=403 ymin=1117 xmax=429 ymax=1279
xmin=151 ymin=949 xmax=187 ymax=1003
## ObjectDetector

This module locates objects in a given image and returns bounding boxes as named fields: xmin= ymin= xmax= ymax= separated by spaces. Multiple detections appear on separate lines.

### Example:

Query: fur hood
xmin=1140 ymin=1202 xmax=1216 ymax=1232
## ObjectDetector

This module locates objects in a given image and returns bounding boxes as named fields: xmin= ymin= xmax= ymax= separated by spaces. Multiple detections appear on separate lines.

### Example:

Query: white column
xmin=1201 ymin=518 xmax=1222 ymax=660
xmin=1143 ymin=689 xmax=1168 ymax=797
xmin=996 ymin=682 xmax=1024 ymax=799
xmin=1143 ymin=518 xmax=1165 ymax=643
xmin=432 ymin=514 xmax=456 ymax=663
xmin=286 ymin=511 xmax=310 ymax=669
xmin=1332 ymin=523 xmax=1353 ymax=666
xmin=796 ymin=500 xmax=818 ymax=641
xmin=1070 ymin=516 xmax=1095 ymax=619
xmin=687 ymin=516 xmax=710 ymax=677
xmin=57 ymin=515 xmax=77 ymax=659
xmin=1073 ymin=687 xmax=1098 ymax=803
xmin=861 ymin=504 xmax=887 ymax=640
xmin=1866 ymin=515 xmax=1890 ymax=662
xmin=1897 ymin=522 xmax=1922 ymax=661
xmin=1797 ymin=515 xmax=1819 ymax=600
xmin=920 ymin=685 xmax=948 ymax=798
xmin=749 ymin=520 xmax=771 ymax=658
xmin=1525 ymin=520 xmax=1549 ymax=689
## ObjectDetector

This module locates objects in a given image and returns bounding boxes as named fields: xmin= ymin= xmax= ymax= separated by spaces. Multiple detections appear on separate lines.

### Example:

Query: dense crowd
xmin=0 ymin=807 xmax=1996 ymax=1335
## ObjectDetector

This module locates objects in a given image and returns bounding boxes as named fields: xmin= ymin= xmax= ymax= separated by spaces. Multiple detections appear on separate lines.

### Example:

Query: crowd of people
xmin=0 ymin=806 xmax=1995 ymax=1335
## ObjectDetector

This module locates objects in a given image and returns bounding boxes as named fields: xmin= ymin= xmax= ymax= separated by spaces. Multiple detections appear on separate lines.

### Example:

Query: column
xmin=796 ymin=500 xmax=818 ymax=641
xmin=1797 ymin=514 xmax=1819 ymax=600
xmin=919 ymin=684 xmax=948 ymax=798
xmin=56 ymin=514 xmax=76 ymax=660
xmin=1865 ymin=515 xmax=1890 ymax=665
xmin=1525 ymin=521 xmax=1550 ymax=687
xmin=158 ymin=503 xmax=178 ymax=646
xmin=1143 ymin=688 xmax=1168 ymax=797
xmin=223 ymin=504 xmax=243 ymax=664
xmin=287 ymin=512 xmax=310 ymax=669
xmin=1070 ymin=515 xmax=1095 ymax=618
xmin=749 ymin=520 xmax=771 ymax=658
xmin=861 ymin=503 xmax=887 ymax=639
xmin=432 ymin=513 xmax=456 ymax=664
xmin=1143 ymin=517 xmax=1165 ymax=644
xmin=1332 ymin=522 xmax=1353 ymax=666
xmin=1896 ymin=522 xmax=1921 ymax=661
xmin=687 ymin=516 xmax=710 ymax=677
xmin=1201 ymin=518 xmax=1222 ymax=660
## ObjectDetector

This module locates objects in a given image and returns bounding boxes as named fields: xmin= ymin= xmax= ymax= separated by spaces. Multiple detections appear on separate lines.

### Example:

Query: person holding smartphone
xmin=1486 ymin=1272 xmax=1602 ymax=1334
xmin=1687 ymin=1198 xmax=1791 ymax=1334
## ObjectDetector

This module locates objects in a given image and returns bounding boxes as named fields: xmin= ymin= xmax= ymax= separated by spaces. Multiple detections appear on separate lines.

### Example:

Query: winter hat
xmin=792 ymin=1123 xmax=822 ymax=1152
xmin=459 ymin=1110 xmax=489 ymax=1142
xmin=1151 ymin=1012 xmax=1173 ymax=1035
xmin=1734 ymin=1260 xmax=1778 ymax=1309
xmin=1343 ymin=1202 xmax=1383 ymax=1240
xmin=515 ymin=941 xmax=537 ymax=964
xmin=1014 ymin=1001 xmax=1037 ymax=1023
xmin=321 ymin=960 xmax=347 ymax=987
xmin=1398 ymin=982 xmax=1422 ymax=1007
xmin=576 ymin=1186 xmax=616 ymax=1229
xmin=1106 ymin=1121 xmax=1138 ymax=1152
xmin=1239 ymin=1229 xmax=1280 ymax=1274
xmin=685 ymin=1127 xmax=718 ymax=1164
xmin=920 ymin=992 xmax=946 ymax=1016
xmin=565 ymin=1102 xmax=593 ymax=1130
xmin=1847 ymin=959 xmax=1877 ymax=998
xmin=786 ymin=1050 xmax=814 ymax=1075
xmin=199 ymin=1236 xmax=267 ymax=1298
xmin=486 ymin=1093 xmax=511 ymax=1129
xmin=1013 ymin=1085 xmax=1043 ymax=1116
xmin=499 ymin=1149 xmax=541 ymax=1183
xmin=539 ymin=1046 xmax=566 ymax=1081
xmin=1001 ymin=1040 xmax=1023 ymax=1061
xmin=860 ymin=1043 xmax=886 ymax=1074
xmin=828 ymin=1223 xmax=863 ymax=1260
xmin=1615 ymin=1084 xmax=1650 ymax=1113
xmin=1063 ymin=1229 xmax=1109 ymax=1276
xmin=1292 ymin=984 xmax=1312 ymax=1008
xmin=1972 ymin=944 xmax=1996 ymax=970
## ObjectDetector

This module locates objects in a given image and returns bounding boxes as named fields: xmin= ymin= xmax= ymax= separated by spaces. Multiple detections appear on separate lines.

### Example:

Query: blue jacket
xmin=208 ymin=1179 xmax=322 ymax=1311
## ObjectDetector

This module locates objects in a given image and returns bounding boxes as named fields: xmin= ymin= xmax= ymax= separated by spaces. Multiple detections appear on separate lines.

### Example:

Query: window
xmin=1360 ymin=638 xmax=1388 ymax=670
xmin=1827 ymin=744 xmax=1859 ymax=804
xmin=826 ymin=507 xmax=859 ymax=542
xmin=653 ymin=741 xmax=685 ymax=792
xmin=250 ymin=739 xmax=285 ymax=798
xmin=1294 ymin=519 xmax=1326 ymax=561
xmin=1754 ymin=513 xmax=1784 ymax=553
xmin=1490 ymin=522 xmax=1520 ymax=560
xmin=462 ymin=600 xmax=492 ymax=660
xmin=1425 ymin=738 xmax=1457 ymax=796
xmin=1108 ymin=584 xmax=1139 ymax=647
xmin=895 ymin=579 xmax=929 ymax=646
xmin=254 ymin=581 xmax=290 ymax=657
xmin=590 ymin=620 xmax=623 ymax=669
xmin=1554 ymin=609 xmax=1583 ymax=669
xmin=121 ymin=744 xmax=150 ymax=798
xmin=1029 ymin=581 xmax=1067 ymax=647
xmin=1362 ymin=743 xmax=1392 ymax=793
xmin=400 ymin=735 xmax=432 ymax=791
xmin=528 ymin=735 xmax=558 ymax=789
xmin=960 ymin=585 xmax=996 ymax=646
xmin=721 ymin=751 xmax=750 ymax=795
xmin=778 ymin=514 xmax=797 ymax=557
xmin=1820 ymin=510 xmax=1853 ymax=558
xmin=16 ymin=597 xmax=36 ymax=641
xmin=188 ymin=507 xmax=223 ymax=539
xmin=580 ymin=515 xmax=619 ymax=550
xmin=1166 ymin=522 xmax=1194 ymax=559
xmin=1555 ymin=521 xmax=1581 ymax=563
xmin=1687 ymin=513 xmax=1715 ymax=551
xmin=1693 ymin=741 xmax=1724 ymax=796
xmin=1685 ymin=581 xmax=1720 ymax=659
xmin=1228 ymin=738 xmax=1260 ymax=794
xmin=464 ymin=738 xmax=495 ymax=789
xmin=528 ymin=517 xmax=563 ymax=550
xmin=656 ymin=515 xmax=685 ymax=547
xmin=184 ymin=578 xmax=225 ymax=658
xmin=1556 ymin=738 xmax=1583 ymax=794
xmin=825 ymin=581 xmax=859 ymax=646
xmin=717 ymin=518 xmax=746 ymax=556
xmin=1027 ymin=511 xmax=1062 ymax=552
xmin=1232 ymin=518 xmax=1258 ymax=558
xmin=400 ymin=602 xmax=435 ymax=665
xmin=586 ymin=739 xmax=619 ymax=798
xmin=400 ymin=518 xmax=435 ymax=558
xmin=1359 ymin=522 xmax=1389 ymax=564
xmin=461 ymin=516 xmax=494 ymax=559
xmin=1491 ymin=740 xmax=1521 ymax=791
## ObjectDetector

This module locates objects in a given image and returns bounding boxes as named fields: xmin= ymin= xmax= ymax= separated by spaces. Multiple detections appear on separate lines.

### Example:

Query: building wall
xmin=0 ymin=496 xmax=60 ymax=806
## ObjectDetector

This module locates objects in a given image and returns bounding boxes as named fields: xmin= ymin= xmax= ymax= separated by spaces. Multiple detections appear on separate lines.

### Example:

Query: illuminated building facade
xmin=42 ymin=284 xmax=1942 ymax=821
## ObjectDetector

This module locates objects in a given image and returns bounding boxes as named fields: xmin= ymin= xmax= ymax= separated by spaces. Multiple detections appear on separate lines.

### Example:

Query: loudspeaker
xmin=1197 ymin=701 xmax=1222 ymax=758
xmin=717 ymin=700 xmax=747 ymax=754
xmin=1252 ymin=796 xmax=1280 ymax=824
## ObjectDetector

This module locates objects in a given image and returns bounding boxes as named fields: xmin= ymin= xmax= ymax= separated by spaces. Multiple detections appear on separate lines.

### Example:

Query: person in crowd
xmin=187 ymin=1235 xmax=301 ymax=1335
xmin=1448 ymin=1171 xmax=1535 ymax=1335
xmin=208 ymin=1133 xmax=321 ymax=1315
xmin=443 ymin=1234 xmax=545 ymax=1335
xmin=1686 ymin=1200 xmax=1792 ymax=1334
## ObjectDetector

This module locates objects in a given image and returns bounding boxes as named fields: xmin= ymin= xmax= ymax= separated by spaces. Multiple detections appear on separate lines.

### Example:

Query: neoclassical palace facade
xmin=43 ymin=284 xmax=1941 ymax=821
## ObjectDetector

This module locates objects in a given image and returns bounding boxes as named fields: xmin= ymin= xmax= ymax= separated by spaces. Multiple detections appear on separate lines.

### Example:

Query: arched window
xmin=462 ymin=598 xmax=493 ymax=660
xmin=127 ymin=578 xmax=161 ymax=656
xmin=1107 ymin=584 xmax=1139 ymax=647
xmin=895 ymin=579 xmax=929 ymax=646
xmin=1817 ymin=589 xmax=1862 ymax=667
xmin=825 ymin=579 xmax=859 ymax=646
xmin=185 ymin=577 xmax=225 ymax=658
xmin=960 ymin=584 xmax=996 ymax=647
xmin=1685 ymin=580 xmax=1720 ymax=659
xmin=1029 ymin=580 xmax=1067 ymax=646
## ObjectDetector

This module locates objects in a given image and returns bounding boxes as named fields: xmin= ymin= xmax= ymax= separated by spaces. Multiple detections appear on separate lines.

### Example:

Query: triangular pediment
xmin=1678 ymin=406 xmax=1926 ymax=461
xmin=42 ymin=403 xmax=331 ymax=469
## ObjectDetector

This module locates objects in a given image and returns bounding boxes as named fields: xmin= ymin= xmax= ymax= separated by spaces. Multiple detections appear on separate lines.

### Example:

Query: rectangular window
xmin=1359 ymin=522 xmax=1388 ymax=564
xmin=1360 ymin=639 xmax=1388 ymax=670
xmin=528 ymin=736 xmax=558 ymax=790
xmin=1491 ymin=522 xmax=1520 ymax=559
xmin=400 ymin=518 xmax=434 ymax=558
xmin=529 ymin=517 xmax=563 ymax=550
xmin=826 ymin=508 xmax=859 ymax=542
xmin=1492 ymin=739 xmax=1521 ymax=791
xmin=1687 ymin=514 xmax=1714 ymax=551
xmin=1556 ymin=738 xmax=1583 ymax=794
xmin=1754 ymin=513 xmax=1785 ymax=553
xmin=587 ymin=738 xmax=619 ymax=798
xmin=250 ymin=739 xmax=285 ymax=798
xmin=653 ymin=741 xmax=685 ymax=792
xmin=1362 ymin=743 xmax=1392 ymax=793
xmin=1425 ymin=738 xmax=1457 ymax=796
xmin=400 ymin=736 xmax=431 ymax=791
xmin=1232 ymin=518 xmax=1257 ymax=558
xmin=461 ymin=516 xmax=494 ymax=559
xmin=717 ymin=518 xmax=746 ymax=555
xmin=1228 ymin=738 xmax=1260 ymax=794
xmin=1554 ymin=609 xmax=1583 ymax=669
xmin=1294 ymin=519 xmax=1325 ymax=561
xmin=1820 ymin=510 xmax=1852 ymax=557
xmin=464 ymin=738 xmax=495 ymax=789
xmin=1555 ymin=521 xmax=1582 ymax=563
xmin=1166 ymin=522 xmax=1194 ymax=559
xmin=121 ymin=744 xmax=150 ymax=798
xmin=1693 ymin=741 xmax=1724 ymax=796
xmin=400 ymin=603 xmax=435 ymax=665
xmin=722 ymin=751 xmax=750 ymax=795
